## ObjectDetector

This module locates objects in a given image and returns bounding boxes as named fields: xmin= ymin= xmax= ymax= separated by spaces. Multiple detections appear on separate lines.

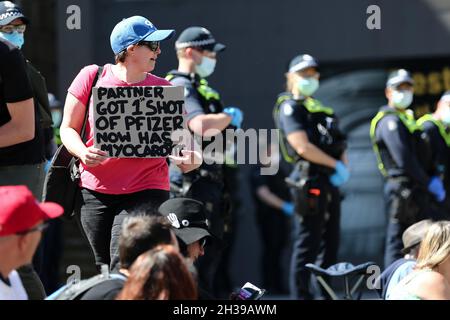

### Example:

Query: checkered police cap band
xmin=175 ymin=38 xmax=216 ymax=49
xmin=0 ymin=10 xmax=22 ymax=21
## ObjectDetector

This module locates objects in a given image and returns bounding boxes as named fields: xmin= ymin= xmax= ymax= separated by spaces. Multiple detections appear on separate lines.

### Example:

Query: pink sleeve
xmin=67 ymin=64 xmax=99 ymax=106
xmin=150 ymin=74 xmax=172 ymax=86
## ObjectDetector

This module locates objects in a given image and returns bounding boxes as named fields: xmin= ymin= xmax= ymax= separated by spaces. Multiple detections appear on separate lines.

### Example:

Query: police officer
xmin=275 ymin=54 xmax=349 ymax=299
xmin=417 ymin=91 xmax=450 ymax=216
xmin=370 ymin=69 xmax=446 ymax=268
xmin=166 ymin=26 xmax=243 ymax=296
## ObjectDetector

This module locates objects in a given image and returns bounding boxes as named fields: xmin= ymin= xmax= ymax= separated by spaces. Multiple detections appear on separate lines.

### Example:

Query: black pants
xmin=186 ymin=177 xmax=227 ymax=296
xmin=289 ymin=175 xmax=341 ymax=300
xmin=383 ymin=179 xmax=442 ymax=268
xmin=77 ymin=188 xmax=169 ymax=271
xmin=255 ymin=205 xmax=290 ymax=294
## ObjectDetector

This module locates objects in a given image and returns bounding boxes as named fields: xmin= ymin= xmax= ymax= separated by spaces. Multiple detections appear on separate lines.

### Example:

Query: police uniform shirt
xmin=168 ymin=71 xmax=225 ymax=171
xmin=375 ymin=106 xmax=429 ymax=187
xmin=168 ymin=72 xmax=206 ymax=121
xmin=0 ymin=39 xmax=45 ymax=166
xmin=278 ymin=97 xmax=342 ymax=158
xmin=422 ymin=120 xmax=450 ymax=186
xmin=0 ymin=270 xmax=28 ymax=300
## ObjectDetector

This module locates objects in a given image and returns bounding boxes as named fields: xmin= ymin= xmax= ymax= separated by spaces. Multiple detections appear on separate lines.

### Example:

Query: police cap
xmin=386 ymin=69 xmax=414 ymax=88
xmin=288 ymin=54 xmax=318 ymax=73
xmin=175 ymin=26 xmax=225 ymax=52
xmin=0 ymin=1 xmax=29 ymax=26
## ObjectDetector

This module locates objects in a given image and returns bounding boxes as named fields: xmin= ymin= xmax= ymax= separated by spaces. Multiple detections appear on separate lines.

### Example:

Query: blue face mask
xmin=195 ymin=56 xmax=216 ymax=78
xmin=51 ymin=110 xmax=62 ymax=127
xmin=0 ymin=31 xmax=24 ymax=49
xmin=297 ymin=77 xmax=319 ymax=97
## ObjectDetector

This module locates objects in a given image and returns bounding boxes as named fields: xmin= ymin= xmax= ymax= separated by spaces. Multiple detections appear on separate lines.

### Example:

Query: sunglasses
xmin=16 ymin=222 xmax=49 ymax=236
xmin=200 ymin=238 xmax=207 ymax=248
xmin=139 ymin=41 xmax=160 ymax=52
xmin=0 ymin=24 xmax=26 ymax=34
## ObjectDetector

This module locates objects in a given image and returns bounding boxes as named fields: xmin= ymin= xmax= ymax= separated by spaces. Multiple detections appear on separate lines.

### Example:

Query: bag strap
xmin=80 ymin=66 xmax=103 ymax=142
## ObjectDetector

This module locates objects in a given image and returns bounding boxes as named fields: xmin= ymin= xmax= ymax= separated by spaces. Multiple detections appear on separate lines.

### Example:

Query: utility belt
xmin=386 ymin=176 xmax=425 ymax=225
xmin=285 ymin=161 xmax=328 ymax=217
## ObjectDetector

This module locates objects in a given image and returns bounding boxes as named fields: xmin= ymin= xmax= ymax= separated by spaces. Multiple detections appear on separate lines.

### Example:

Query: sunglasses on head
xmin=138 ymin=41 xmax=160 ymax=52
xmin=0 ymin=24 xmax=26 ymax=34
xmin=16 ymin=222 xmax=49 ymax=236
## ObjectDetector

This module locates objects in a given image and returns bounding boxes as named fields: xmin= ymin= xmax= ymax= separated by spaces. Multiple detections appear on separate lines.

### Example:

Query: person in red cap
xmin=0 ymin=185 xmax=63 ymax=300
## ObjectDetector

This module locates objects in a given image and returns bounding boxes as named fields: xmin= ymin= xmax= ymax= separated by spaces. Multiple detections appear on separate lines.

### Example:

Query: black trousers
xmin=383 ymin=179 xmax=444 ymax=268
xmin=77 ymin=188 xmax=169 ymax=271
xmin=289 ymin=175 xmax=341 ymax=300
xmin=255 ymin=205 xmax=291 ymax=294
xmin=185 ymin=177 xmax=228 ymax=296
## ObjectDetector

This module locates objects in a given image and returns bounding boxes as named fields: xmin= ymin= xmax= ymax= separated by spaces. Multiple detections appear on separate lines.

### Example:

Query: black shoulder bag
xmin=42 ymin=66 xmax=103 ymax=219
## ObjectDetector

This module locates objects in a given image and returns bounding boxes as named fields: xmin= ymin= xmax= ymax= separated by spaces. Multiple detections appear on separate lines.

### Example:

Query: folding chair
xmin=305 ymin=261 xmax=377 ymax=300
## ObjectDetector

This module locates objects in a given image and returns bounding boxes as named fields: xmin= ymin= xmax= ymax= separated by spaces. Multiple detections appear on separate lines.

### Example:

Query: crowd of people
xmin=1 ymin=1 xmax=450 ymax=300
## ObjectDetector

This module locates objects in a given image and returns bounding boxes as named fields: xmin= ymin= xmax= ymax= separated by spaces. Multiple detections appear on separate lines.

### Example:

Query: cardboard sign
xmin=93 ymin=86 xmax=185 ymax=158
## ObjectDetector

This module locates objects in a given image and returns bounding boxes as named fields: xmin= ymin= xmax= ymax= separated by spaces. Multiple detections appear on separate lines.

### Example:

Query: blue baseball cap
xmin=110 ymin=16 xmax=175 ymax=55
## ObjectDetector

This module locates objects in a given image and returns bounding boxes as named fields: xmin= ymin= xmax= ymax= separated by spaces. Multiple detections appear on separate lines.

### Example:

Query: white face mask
xmin=195 ymin=56 xmax=216 ymax=78
xmin=441 ymin=105 xmax=450 ymax=125
xmin=297 ymin=77 xmax=319 ymax=97
xmin=392 ymin=90 xmax=413 ymax=109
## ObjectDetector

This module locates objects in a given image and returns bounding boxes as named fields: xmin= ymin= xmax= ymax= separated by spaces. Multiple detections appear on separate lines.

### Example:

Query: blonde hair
xmin=416 ymin=221 xmax=450 ymax=270
xmin=285 ymin=72 xmax=298 ymax=94
xmin=176 ymin=48 xmax=186 ymax=58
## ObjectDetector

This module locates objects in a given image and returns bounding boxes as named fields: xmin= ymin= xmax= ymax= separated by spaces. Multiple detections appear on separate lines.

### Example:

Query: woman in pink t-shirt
xmin=60 ymin=16 xmax=200 ymax=271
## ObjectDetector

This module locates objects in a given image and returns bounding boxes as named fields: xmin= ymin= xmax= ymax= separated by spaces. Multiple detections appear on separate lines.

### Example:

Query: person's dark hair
xmin=115 ymin=50 xmax=128 ymax=63
xmin=119 ymin=215 xmax=173 ymax=269
xmin=177 ymin=237 xmax=189 ymax=257
xmin=116 ymin=245 xmax=198 ymax=300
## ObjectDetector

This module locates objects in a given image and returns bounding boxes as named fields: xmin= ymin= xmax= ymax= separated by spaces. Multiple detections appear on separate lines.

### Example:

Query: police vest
xmin=273 ymin=93 xmax=345 ymax=164
xmin=417 ymin=114 xmax=450 ymax=147
xmin=166 ymin=71 xmax=231 ymax=170
xmin=370 ymin=109 xmax=433 ymax=177
xmin=166 ymin=71 xmax=224 ymax=115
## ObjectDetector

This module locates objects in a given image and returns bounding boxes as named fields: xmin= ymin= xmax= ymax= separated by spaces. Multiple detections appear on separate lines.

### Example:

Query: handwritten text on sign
xmin=93 ymin=86 xmax=185 ymax=158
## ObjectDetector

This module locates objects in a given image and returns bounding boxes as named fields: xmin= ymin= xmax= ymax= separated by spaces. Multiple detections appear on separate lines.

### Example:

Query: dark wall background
xmin=55 ymin=0 xmax=450 ymax=131
xmin=18 ymin=0 xmax=450 ymax=289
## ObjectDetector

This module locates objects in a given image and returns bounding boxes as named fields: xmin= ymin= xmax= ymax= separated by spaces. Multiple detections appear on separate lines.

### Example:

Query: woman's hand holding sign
xmin=169 ymin=149 xmax=202 ymax=173
xmin=81 ymin=146 xmax=108 ymax=167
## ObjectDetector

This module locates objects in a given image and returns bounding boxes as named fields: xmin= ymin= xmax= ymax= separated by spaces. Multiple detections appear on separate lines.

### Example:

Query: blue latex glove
xmin=223 ymin=107 xmax=244 ymax=128
xmin=281 ymin=202 xmax=295 ymax=216
xmin=329 ymin=161 xmax=350 ymax=187
xmin=428 ymin=176 xmax=446 ymax=202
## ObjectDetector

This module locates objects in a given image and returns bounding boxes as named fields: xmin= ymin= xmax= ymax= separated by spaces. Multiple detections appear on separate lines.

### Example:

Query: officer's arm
xmin=188 ymin=113 xmax=232 ymax=137
xmin=0 ymin=47 xmax=35 ymax=147
xmin=423 ymin=123 xmax=445 ymax=173
xmin=379 ymin=118 xmax=429 ymax=186
xmin=0 ymin=98 xmax=35 ymax=147
xmin=287 ymin=131 xmax=337 ymax=169
xmin=256 ymin=185 xmax=286 ymax=210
